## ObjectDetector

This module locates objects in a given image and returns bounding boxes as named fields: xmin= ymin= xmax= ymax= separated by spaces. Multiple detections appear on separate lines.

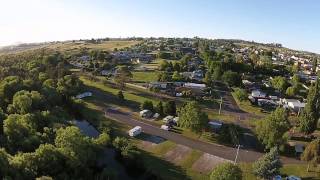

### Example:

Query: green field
xmin=132 ymin=71 xmax=159 ymax=82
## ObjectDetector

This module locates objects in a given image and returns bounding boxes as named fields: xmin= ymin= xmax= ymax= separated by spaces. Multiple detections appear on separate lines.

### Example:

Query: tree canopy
xmin=210 ymin=162 xmax=242 ymax=180
xmin=178 ymin=101 xmax=208 ymax=133
xmin=255 ymin=108 xmax=290 ymax=150
xmin=253 ymin=147 xmax=282 ymax=179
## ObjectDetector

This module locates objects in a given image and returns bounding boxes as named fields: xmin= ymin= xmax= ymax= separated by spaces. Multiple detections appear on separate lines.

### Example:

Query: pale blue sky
xmin=0 ymin=0 xmax=319 ymax=53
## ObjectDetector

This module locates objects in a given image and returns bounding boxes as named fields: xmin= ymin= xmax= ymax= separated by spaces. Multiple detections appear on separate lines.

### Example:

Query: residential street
xmin=105 ymin=108 xmax=302 ymax=164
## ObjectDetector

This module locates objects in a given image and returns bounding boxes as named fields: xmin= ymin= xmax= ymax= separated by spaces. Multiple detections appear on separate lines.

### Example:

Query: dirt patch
xmin=137 ymin=135 xmax=165 ymax=150
xmin=191 ymin=153 xmax=231 ymax=173
xmin=138 ymin=140 xmax=157 ymax=150
xmin=163 ymin=145 xmax=192 ymax=164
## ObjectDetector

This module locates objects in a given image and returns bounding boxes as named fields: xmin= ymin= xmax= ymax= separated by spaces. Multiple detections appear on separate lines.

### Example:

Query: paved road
xmin=105 ymin=108 xmax=302 ymax=164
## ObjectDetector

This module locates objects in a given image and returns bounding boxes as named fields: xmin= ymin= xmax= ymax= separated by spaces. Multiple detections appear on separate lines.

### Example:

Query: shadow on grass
xmin=136 ymin=133 xmax=166 ymax=144
xmin=170 ymin=127 xmax=183 ymax=134
xmin=138 ymin=149 xmax=191 ymax=180
xmin=80 ymin=99 xmax=130 ymax=137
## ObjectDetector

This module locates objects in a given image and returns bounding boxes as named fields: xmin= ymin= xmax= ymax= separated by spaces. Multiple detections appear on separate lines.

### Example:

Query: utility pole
xmin=219 ymin=96 xmax=223 ymax=115
xmin=234 ymin=145 xmax=240 ymax=164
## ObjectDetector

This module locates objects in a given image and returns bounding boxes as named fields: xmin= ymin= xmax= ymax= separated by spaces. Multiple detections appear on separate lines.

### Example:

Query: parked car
xmin=140 ymin=109 xmax=153 ymax=118
xmin=286 ymin=176 xmax=301 ymax=180
xmin=273 ymin=175 xmax=282 ymax=180
xmin=160 ymin=125 xmax=170 ymax=131
xmin=128 ymin=126 xmax=142 ymax=137
xmin=163 ymin=115 xmax=174 ymax=123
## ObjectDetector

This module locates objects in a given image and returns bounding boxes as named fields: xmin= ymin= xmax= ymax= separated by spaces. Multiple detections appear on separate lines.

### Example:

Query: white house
xmin=288 ymin=101 xmax=305 ymax=112
xmin=251 ymin=90 xmax=267 ymax=98
xmin=281 ymin=98 xmax=305 ymax=112
xmin=183 ymin=83 xmax=206 ymax=90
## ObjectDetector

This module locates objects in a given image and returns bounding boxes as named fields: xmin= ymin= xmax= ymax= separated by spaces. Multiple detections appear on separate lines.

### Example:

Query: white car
xmin=160 ymin=125 xmax=170 ymax=131
xmin=273 ymin=175 xmax=282 ymax=180
xmin=128 ymin=126 xmax=142 ymax=137
xmin=286 ymin=176 xmax=301 ymax=180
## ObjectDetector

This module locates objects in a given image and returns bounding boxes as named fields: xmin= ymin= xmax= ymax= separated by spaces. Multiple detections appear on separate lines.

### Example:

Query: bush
xmin=234 ymin=88 xmax=247 ymax=102
xmin=210 ymin=162 xmax=242 ymax=180
xmin=140 ymin=100 xmax=153 ymax=111
xmin=222 ymin=71 xmax=241 ymax=87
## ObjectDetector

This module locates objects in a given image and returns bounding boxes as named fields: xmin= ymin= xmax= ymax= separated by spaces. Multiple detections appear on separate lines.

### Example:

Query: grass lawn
xmin=81 ymin=99 xmax=131 ymax=135
xmin=231 ymin=91 xmax=267 ymax=116
xmin=206 ymin=110 xmax=237 ymax=123
xmin=180 ymin=150 xmax=203 ymax=168
xmin=149 ymin=141 xmax=177 ymax=155
xmin=240 ymin=163 xmax=320 ymax=180
xmin=132 ymin=71 xmax=159 ymax=82
xmin=80 ymin=76 xmax=159 ymax=106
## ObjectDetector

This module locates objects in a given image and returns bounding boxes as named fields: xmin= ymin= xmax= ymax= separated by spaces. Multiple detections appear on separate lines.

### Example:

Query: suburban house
xmin=250 ymin=89 xmax=267 ymax=99
xmin=183 ymin=83 xmax=206 ymax=90
xmin=191 ymin=70 xmax=204 ymax=81
xmin=280 ymin=98 xmax=306 ymax=113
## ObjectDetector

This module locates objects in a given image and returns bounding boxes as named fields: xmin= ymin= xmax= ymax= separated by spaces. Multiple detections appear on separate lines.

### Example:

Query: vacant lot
xmin=192 ymin=153 xmax=231 ymax=173
xmin=132 ymin=71 xmax=159 ymax=82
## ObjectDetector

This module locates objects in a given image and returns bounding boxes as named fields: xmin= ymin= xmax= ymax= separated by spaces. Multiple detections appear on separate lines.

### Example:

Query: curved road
xmin=105 ymin=108 xmax=302 ymax=164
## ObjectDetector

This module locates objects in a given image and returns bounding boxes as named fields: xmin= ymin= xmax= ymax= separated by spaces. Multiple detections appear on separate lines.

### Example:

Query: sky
xmin=0 ymin=0 xmax=320 ymax=53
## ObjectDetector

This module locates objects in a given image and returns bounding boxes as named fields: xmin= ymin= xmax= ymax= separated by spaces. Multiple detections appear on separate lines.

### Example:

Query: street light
xmin=234 ymin=144 xmax=241 ymax=164
xmin=219 ymin=97 xmax=223 ymax=115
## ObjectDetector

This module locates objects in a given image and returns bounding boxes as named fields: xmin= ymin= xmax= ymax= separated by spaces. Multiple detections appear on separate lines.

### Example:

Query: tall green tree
xmin=0 ymin=148 xmax=11 ymax=178
xmin=156 ymin=101 xmax=164 ymax=116
xmin=253 ymin=147 xmax=282 ymax=179
xmin=163 ymin=100 xmax=176 ymax=116
xmin=212 ymin=66 xmax=223 ymax=81
xmin=299 ymin=78 xmax=320 ymax=133
xmin=178 ymin=101 xmax=208 ymax=133
xmin=3 ymin=114 xmax=39 ymax=152
xmin=7 ymin=90 xmax=44 ymax=114
xmin=301 ymin=138 xmax=320 ymax=172
xmin=204 ymin=71 xmax=213 ymax=86
xmin=56 ymin=75 xmax=83 ymax=98
xmin=172 ymin=71 xmax=182 ymax=81
xmin=312 ymin=58 xmax=318 ymax=73
xmin=140 ymin=100 xmax=154 ymax=111
xmin=157 ymin=72 xmax=172 ymax=82
xmin=0 ymin=108 xmax=6 ymax=134
xmin=222 ymin=71 xmax=241 ymax=87
xmin=271 ymin=76 xmax=289 ymax=94
xmin=0 ymin=76 xmax=23 ymax=106
xmin=114 ymin=66 xmax=132 ymax=90
xmin=54 ymin=126 xmax=98 ymax=174
xmin=255 ymin=108 xmax=290 ymax=150
xmin=117 ymin=90 xmax=124 ymax=102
